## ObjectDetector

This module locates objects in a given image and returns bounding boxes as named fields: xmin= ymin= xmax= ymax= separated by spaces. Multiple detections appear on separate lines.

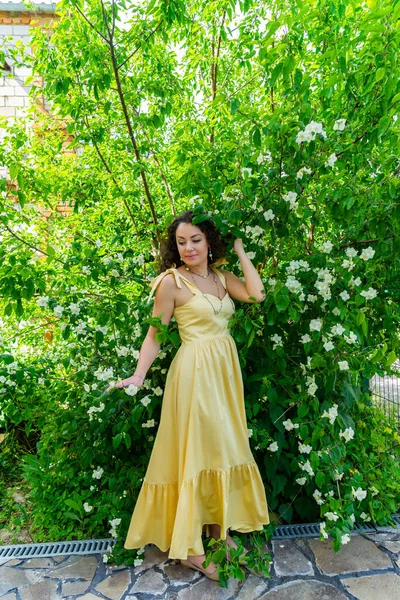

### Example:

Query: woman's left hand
xmin=233 ymin=238 xmax=245 ymax=254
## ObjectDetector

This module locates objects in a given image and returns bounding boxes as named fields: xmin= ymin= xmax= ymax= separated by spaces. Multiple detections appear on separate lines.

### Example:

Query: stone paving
xmin=0 ymin=530 xmax=399 ymax=600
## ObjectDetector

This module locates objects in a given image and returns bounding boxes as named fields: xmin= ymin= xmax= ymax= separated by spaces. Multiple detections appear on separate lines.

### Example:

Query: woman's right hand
xmin=107 ymin=374 xmax=145 ymax=392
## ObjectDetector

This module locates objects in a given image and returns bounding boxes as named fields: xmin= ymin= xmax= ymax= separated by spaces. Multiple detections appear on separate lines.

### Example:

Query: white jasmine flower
xmin=282 ymin=191 xmax=297 ymax=210
xmin=296 ymin=166 xmax=312 ymax=179
xmin=324 ymin=341 xmax=335 ymax=351
xmin=263 ymin=209 xmax=275 ymax=221
xmin=241 ymin=167 xmax=252 ymax=177
xmin=95 ymin=239 xmax=102 ymax=248
xmin=310 ymin=319 xmax=323 ymax=332
xmin=352 ymin=487 xmax=367 ymax=501
xmin=75 ymin=321 xmax=87 ymax=334
xmin=322 ymin=404 xmax=338 ymax=425
xmin=325 ymin=511 xmax=339 ymax=521
xmin=82 ymin=266 xmax=91 ymax=275
xmin=338 ymin=360 xmax=349 ymax=370
xmin=340 ymin=290 xmax=350 ymax=302
xmin=38 ymin=377 xmax=45 ymax=385
xmin=300 ymin=334 xmax=311 ymax=344
xmin=325 ymin=153 xmax=337 ymax=168
xmin=285 ymin=276 xmax=302 ymax=294
xmin=333 ymin=119 xmax=346 ymax=131
xmin=153 ymin=386 xmax=163 ymax=396
xmin=313 ymin=489 xmax=324 ymax=505
xmin=252 ymin=225 xmax=264 ymax=236
xmin=332 ymin=307 xmax=340 ymax=316
xmin=334 ymin=470 xmax=344 ymax=481
xmin=306 ymin=120 xmax=324 ymax=135
xmin=116 ymin=346 xmax=129 ymax=357
xmin=341 ymin=533 xmax=351 ymax=545
xmin=349 ymin=277 xmax=362 ymax=287
xmin=339 ymin=427 xmax=354 ymax=442
xmin=271 ymin=334 xmax=283 ymax=349
xmin=360 ymin=512 xmax=371 ymax=522
xmin=83 ymin=502 xmax=93 ymax=513
xmin=320 ymin=521 xmax=328 ymax=539
xmin=307 ymin=294 xmax=317 ymax=303
xmin=346 ymin=247 xmax=357 ymax=258
xmin=246 ymin=251 xmax=256 ymax=259
xmin=125 ymin=384 xmax=138 ymax=396
xmin=283 ymin=419 xmax=299 ymax=431
xmin=140 ymin=396 xmax=151 ymax=407
xmin=296 ymin=477 xmax=307 ymax=485
xmin=360 ymin=246 xmax=375 ymax=261
xmin=142 ymin=419 xmax=155 ymax=428
xmin=268 ymin=278 xmax=277 ymax=289
xmin=296 ymin=130 xmax=308 ymax=144
xmin=92 ymin=467 xmax=104 ymax=479
xmin=321 ymin=240 xmax=333 ymax=254
xmin=301 ymin=460 xmax=315 ymax=477
xmin=134 ymin=558 xmax=143 ymax=567
xmin=360 ymin=287 xmax=377 ymax=300
xmin=298 ymin=443 xmax=312 ymax=454
xmin=53 ymin=305 xmax=64 ymax=317
xmin=331 ymin=324 xmax=345 ymax=336
xmin=37 ymin=296 xmax=49 ymax=307
xmin=69 ymin=303 xmax=80 ymax=315
xmin=102 ymin=554 xmax=109 ymax=563
xmin=344 ymin=331 xmax=357 ymax=344
xmin=268 ymin=441 xmax=279 ymax=452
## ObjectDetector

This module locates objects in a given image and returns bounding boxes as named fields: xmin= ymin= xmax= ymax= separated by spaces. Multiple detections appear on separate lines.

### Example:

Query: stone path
xmin=0 ymin=530 xmax=399 ymax=600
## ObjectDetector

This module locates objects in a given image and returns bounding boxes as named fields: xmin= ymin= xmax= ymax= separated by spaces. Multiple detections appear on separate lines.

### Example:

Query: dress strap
xmin=147 ymin=268 xmax=183 ymax=303
xmin=210 ymin=266 xmax=227 ymax=290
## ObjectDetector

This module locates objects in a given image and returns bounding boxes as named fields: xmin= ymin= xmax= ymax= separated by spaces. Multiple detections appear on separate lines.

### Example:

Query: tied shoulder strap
xmin=147 ymin=268 xmax=182 ymax=303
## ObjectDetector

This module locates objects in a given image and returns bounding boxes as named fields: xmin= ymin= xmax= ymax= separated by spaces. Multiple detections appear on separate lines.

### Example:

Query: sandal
xmin=181 ymin=557 xmax=220 ymax=581
xmin=226 ymin=539 xmax=248 ymax=566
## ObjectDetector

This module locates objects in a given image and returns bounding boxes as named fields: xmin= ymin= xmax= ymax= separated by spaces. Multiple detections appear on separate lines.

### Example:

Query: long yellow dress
xmin=124 ymin=266 xmax=269 ymax=559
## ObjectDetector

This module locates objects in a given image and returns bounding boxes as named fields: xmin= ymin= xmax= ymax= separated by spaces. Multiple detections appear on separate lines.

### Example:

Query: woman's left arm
xmin=222 ymin=239 xmax=266 ymax=303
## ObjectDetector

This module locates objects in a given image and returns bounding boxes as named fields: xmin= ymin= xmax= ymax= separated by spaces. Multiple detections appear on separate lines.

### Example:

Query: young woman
xmin=118 ymin=211 xmax=269 ymax=581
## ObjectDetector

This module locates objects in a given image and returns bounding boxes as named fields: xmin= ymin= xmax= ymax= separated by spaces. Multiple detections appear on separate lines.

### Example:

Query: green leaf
xmin=375 ymin=67 xmax=385 ymax=82
xmin=316 ymin=471 xmax=325 ymax=487
xmin=113 ymin=433 xmax=122 ymax=449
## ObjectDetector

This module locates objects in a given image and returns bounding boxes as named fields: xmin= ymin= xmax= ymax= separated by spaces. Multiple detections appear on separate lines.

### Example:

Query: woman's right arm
xmin=115 ymin=274 xmax=176 ymax=389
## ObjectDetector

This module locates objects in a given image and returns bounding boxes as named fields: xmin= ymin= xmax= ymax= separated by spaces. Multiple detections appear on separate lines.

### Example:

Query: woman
xmin=117 ymin=210 xmax=269 ymax=580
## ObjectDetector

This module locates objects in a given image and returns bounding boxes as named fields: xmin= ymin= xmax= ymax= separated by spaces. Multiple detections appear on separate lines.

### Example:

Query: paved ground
xmin=0 ymin=530 xmax=399 ymax=600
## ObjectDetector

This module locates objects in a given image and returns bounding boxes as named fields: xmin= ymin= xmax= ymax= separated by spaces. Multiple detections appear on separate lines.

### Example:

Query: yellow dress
xmin=124 ymin=266 xmax=269 ymax=559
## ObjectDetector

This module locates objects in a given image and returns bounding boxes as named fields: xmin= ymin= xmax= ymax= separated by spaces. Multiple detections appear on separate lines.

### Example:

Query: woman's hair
xmin=158 ymin=210 xmax=227 ymax=273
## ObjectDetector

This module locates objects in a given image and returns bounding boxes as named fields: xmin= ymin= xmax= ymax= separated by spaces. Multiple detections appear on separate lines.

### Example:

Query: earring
xmin=208 ymin=247 xmax=213 ymax=262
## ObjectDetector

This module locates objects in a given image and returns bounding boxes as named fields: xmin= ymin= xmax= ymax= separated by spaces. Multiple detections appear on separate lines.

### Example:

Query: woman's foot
xmin=226 ymin=534 xmax=248 ymax=565
xmin=181 ymin=554 xmax=219 ymax=581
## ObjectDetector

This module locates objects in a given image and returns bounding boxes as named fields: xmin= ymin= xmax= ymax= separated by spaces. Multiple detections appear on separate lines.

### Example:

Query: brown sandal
xmin=181 ymin=557 xmax=220 ymax=581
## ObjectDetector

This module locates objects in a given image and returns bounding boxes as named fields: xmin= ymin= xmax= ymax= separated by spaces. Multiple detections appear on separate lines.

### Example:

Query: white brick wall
xmin=0 ymin=22 xmax=32 ymax=121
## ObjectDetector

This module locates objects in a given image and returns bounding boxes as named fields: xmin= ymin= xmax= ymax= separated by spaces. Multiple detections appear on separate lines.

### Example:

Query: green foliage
xmin=0 ymin=0 xmax=399 ymax=577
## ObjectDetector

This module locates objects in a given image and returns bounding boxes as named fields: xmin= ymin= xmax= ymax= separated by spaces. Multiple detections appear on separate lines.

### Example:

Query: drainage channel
xmin=1 ymin=515 xmax=399 ymax=560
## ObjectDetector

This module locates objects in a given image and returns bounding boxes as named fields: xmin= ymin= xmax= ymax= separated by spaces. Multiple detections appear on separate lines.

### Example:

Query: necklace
xmin=185 ymin=266 xmax=210 ymax=279
xmin=186 ymin=267 xmax=224 ymax=315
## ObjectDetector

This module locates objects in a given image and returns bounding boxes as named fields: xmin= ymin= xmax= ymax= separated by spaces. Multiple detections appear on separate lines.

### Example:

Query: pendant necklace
xmin=185 ymin=266 xmax=224 ymax=315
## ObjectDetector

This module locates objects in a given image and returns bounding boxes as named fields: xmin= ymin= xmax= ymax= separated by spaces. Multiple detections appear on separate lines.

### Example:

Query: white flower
xmin=241 ymin=167 xmax=252 ymax=177
xmin=75 ymin=321 xmax=87 ymax=334
xmin=96 ymin=325 xmax=108 ymax=335
xmin=321 ymin=241 xmax=333 ymax=254
xmin=83 ymin=502 xmax=93 ymax=513
xmin=95 ymin=239 xmax=102 ymax=248
xmin=333 ymin=119 xmax=346 ymax=131
xmin=37 ymin=296 xmax=49 ymax=307
xmin=296 ymin=166 xmax=312 ymax=179
xmin=349 ymin=277 xmax=362 ymax=287
xmin=307 ymin=294 xmax=317 ymax=303
xmin=338 ymin=360 xmax=349 ymax=371
xmin=341 ymin=534 xmax=351 ymax=545
xmin=334 ymin=470 xmax=344 ymax=481
xmin=324 ymin=341 xmax=335 ymax=351
xmin=53 ymin=305 xmax=64 ymax=317
xmin=344 ymin=331 xmax=357 ymax=344
xmin=310 ymin=319 xmax=323 ymax=332
xmin=153 ymin=386 xmax=163 ymax=396
xmin=268 ymin=441 xmax=279 ymax=452
xmin=94 ymin=367 xmax=114 ymax=381
xmin=109 ymin=518 xmax=121 ymax=528
xmin=298 ymin=443 xmax=312 ymax=454
xmin=69 ymin=303 xmax=80 ymax=315
xmin=313 ymin=489 xmax=324 ymax=505
xmin=282 ymin=191 xmax=297 ymax=210
xmin=283 ymin=419 xmax=299 ymax=431
xmin=370 ymin=486 xmax=379 ymax=496
xmin=331 ymin=324 xmax=345 ymax=336
xmin=285 ymin=276 xmax=302 ymax=294
xmin=360 ymin=512 xmax=371 ymax=522
xmin=140 ymin=396 xmax=151 ymax=407
xmin=116 ymin=346 xmax=129 ymax=357
xmin=102 ymin=554 xmax=109 ymax=563
xmin=134 ymin=558 xmax=143 ymax=567
xmin=306 ymin=120 xmax=324 ymax=135
xmin=247 ymin=428 xmax=253 ymax=438
xmin=38 ymin=377 xmax=45 ymax=385
xmin=301 ymin=460 xmax=315 ymax=477
xmin=268 ymin=278 xmax=277 ymax=289
xmin=320 ymin=522 xmax=328 ymax=539
xmin=352 ymin=487 xmax=367 ymax=501
xmin=360 ymin=246 xmax=375 ymax=261
xmin=346 ymin=247 xmax=357 ymax=258
xmin=339 ymin=290 xmax=350 ymax=301
xmin=307 ymin=381 xmax=318 ymax=396
xmin=142 ymin=419 xmax=155 ymax=428
xmin=82 ymin=266 xmax=91 ymax=275
xmin=325 ymin=153 xmax=337 ymax=168
xmin=271 ymin=334 xmax=283 ymax=349
xmin=92 ymin=467 xmax=104 ymax=479
xmin=339 ymin=427 xmax=354 ymax=442
xmin=332 ymin=307 xmax=340 ymax=316
xmin=252 ymin=225 xmax=264 ymax=236
xmin=325 ymin=511 xmax=339 ymax=521
xmin=322 ymin=404 xmax=338 ymax=425
xmin=300 ymin=334 xmax=311 ymax=344
xmin=263 ymin=209 xmax=275 ymax=221
xmin=296 ymin=477 xmax=307 ymax=485
xmin=246 ymin=251 xmax=256 ymax=259
xmin=296 ymin=130 xmax=308 ymax=144
xmin=360 ymin=287 xmax=377 ymax=300
xmin=125 ymin=384 xmax=138 ymax=396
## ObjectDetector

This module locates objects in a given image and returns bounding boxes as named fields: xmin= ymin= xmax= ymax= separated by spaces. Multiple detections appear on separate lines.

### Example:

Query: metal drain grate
xmin=1 ymin=514 xmax=399 ymax=559
xmin=0 ymin=538 xmax=116 ymax=560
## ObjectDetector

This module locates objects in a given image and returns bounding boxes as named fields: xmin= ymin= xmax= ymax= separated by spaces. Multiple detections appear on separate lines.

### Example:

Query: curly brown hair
xmin=158 ymin=211 xmax=227 ymax=273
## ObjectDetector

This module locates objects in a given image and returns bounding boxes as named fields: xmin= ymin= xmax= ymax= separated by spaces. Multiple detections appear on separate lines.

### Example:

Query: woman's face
xmin=175 ymin=222 xmax=209 ymax=268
